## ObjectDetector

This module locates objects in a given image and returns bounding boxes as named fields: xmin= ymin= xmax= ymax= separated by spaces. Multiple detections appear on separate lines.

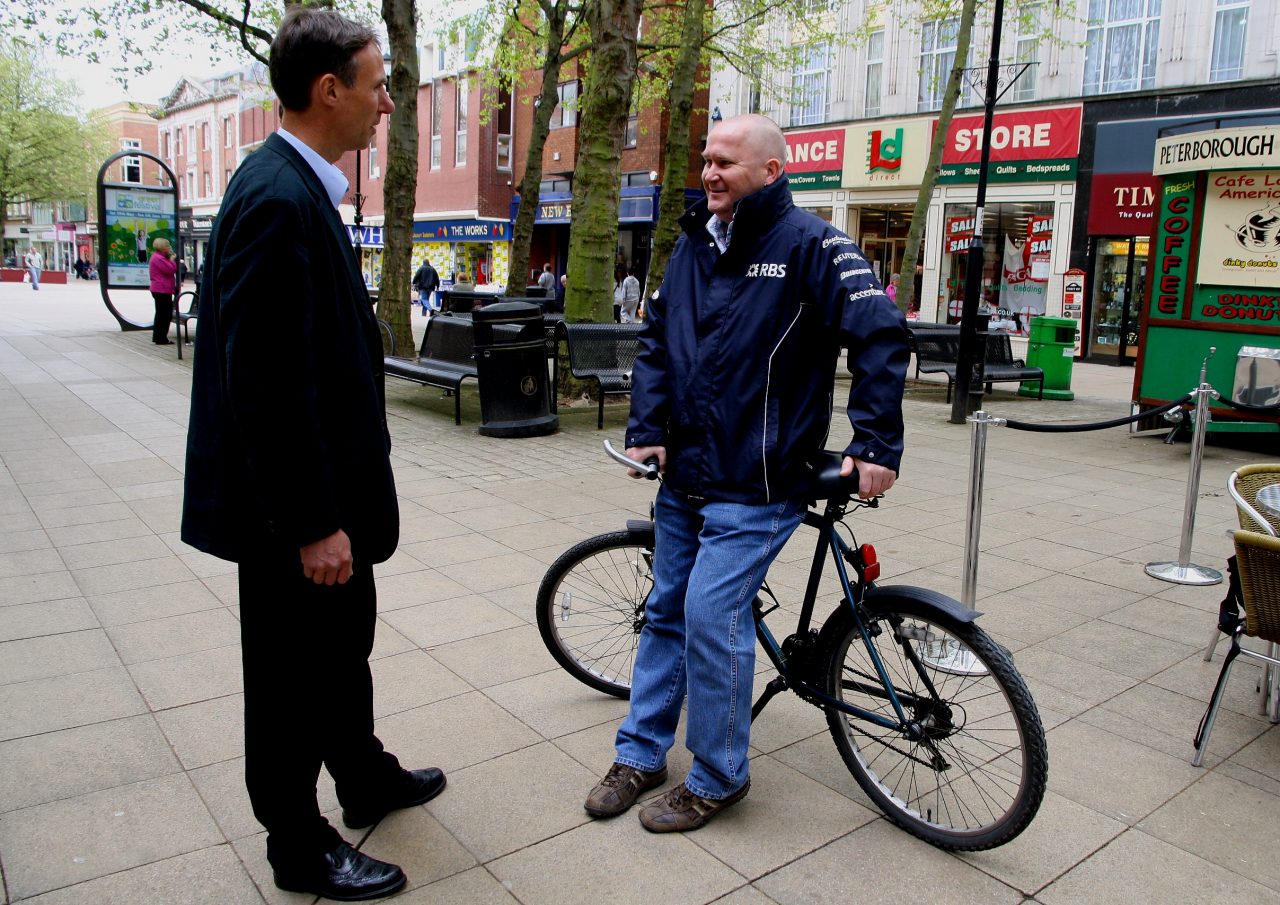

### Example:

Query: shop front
xmin=524 ymin=184 xmax=661 ymax=290
xmin=924 ymin=104 xmax=1082 ymax=336
xmin=409 ymin=218 xmax=512 ymax=293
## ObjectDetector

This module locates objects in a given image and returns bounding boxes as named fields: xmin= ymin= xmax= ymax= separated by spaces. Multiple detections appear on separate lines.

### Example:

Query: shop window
xmin=939 ymin=201 xmax=1054 ymax=332
xmin=550 ymin=80 xmax=579 ymax=129
xmin=790 ymin=43 xmax=830 ymax=127
xmin=496 ymin=88 xmax=512 ymax=170
xmin=864 ymin=30 xmax=884 ymax=118
xmin=1011 ymin=2 xmax=1042 ymax=102
xmin=120 ymin=139 xmax=142 ymax=184
xmin=430 ymin=87 xmax=442 ymax=169
xmin=919 ymin=18 xmax=964 ymax=112
xmin=1210 ymin=0 xmax=1249 ymax=82
xmin=1083 ymin=0 xmax=1161 ymax=95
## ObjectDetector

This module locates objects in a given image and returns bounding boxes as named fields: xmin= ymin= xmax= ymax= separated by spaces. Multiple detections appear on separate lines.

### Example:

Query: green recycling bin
xmin=1018 ymin=316 xmax=1077 ymax=400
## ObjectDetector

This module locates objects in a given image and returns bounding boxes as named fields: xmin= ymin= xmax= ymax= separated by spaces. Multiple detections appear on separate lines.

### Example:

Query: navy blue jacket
xmin=181 ymin=133 xmax=398 ymax=564
xmin=625 ymin=175 xmax=908 ymax=504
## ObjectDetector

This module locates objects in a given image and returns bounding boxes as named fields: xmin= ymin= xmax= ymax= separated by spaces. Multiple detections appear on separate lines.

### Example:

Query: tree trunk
xmin=643 ymin=0 xmax=704 ymax=301
xmin=894 ymin=0 xmax=978 ymax=317
xmin=378 ymin=0 xmax=418 ymax=353
xmin=564 ymin=0 xmax=642 ymax=323
xmin=505 ymin=4 xmax=570 ymax=297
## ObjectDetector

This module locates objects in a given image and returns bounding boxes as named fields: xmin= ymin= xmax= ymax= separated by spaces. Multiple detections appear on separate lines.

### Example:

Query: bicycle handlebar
xmin=603 ymin=440 xmax=660 ymax=480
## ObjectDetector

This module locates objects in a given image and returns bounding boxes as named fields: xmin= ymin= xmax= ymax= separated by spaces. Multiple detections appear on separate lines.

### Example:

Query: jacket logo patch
xmin=746 ymin=262 xmax=788 ymax=278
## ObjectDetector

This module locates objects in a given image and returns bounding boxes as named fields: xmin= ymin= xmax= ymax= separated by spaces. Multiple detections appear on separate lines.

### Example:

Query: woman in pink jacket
xmin=148 ymin=236 xmax=179 ymax=344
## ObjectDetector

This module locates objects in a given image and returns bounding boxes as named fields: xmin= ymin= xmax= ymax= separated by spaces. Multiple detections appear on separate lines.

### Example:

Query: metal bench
xmin=913 ymin=330 xmax=1044 ymax=402
xmin=557 ymin=322 xmax=644 ymax=429
xmin=382 ymin=316 xmax=479 ymax=424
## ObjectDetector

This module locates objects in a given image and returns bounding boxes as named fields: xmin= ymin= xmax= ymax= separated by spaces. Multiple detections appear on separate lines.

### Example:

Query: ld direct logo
xmin=868 ymin=128 xmax=904 ymax=173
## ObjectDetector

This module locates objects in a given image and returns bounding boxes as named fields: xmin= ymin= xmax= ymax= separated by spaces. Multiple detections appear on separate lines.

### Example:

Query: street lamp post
xmin=950 ymin=0 xmax=1023 ymax=424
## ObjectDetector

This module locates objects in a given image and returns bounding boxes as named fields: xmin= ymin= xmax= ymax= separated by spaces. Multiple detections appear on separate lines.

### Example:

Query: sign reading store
xmin=938 ymin=105 xmax=1082 ymax=184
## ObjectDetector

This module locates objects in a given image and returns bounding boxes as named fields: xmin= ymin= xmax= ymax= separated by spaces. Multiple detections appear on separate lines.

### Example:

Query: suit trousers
xmin=237 ymin=554 xmax=402 ymax=862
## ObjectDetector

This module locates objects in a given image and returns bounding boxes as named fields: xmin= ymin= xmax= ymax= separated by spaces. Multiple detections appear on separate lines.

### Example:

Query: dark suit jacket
xmin=182 ymin=133 xmax=399 ymax=564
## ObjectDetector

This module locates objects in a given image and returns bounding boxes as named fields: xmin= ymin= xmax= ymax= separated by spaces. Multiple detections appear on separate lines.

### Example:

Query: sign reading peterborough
xmin=1154 ymin=125 xmax=1280 ymax=176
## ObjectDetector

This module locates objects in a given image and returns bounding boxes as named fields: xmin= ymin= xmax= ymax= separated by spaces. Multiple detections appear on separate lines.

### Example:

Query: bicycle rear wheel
xmin=818 ymin=594 xmax=1046 ymax=850
xmin=535 ymin=529 xmax=653 ymax=698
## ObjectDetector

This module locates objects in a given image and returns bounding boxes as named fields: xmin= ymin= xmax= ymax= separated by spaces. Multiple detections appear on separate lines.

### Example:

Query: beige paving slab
xmin=85 ymin=578 xmax=226 ymax=627
xmin=483 ymin=668 xmax=630 ymax=739
xmin=0 ymin=666 xmax=147 ymax=741
xmin=0 ymin=714 xmax=178 ymax=813
xmin=398 ymin=534 xmax=517 ymax=569
xmin=0 ymin=528 xmax=52 ymax=555
xmin=0 ymin=597 xmax=97 ymax=642
xmin=16 ymin=844 xmax=266 ymax=905
xmin=104 ymin=607 xmax=240 ymax=665
xmin=0 ymin=773 xmax=223 ymax=899
xmin=370 ymin=649 xmax=471 ymax=718
xmin=359 ymin=805 xmax=480 ymax=893
xmin=1045 ymin=720 xmax=1202 ymax=825
xmin=1039 ymin=828 xmax=1280 ymax=905
xmin=436 ymin=551 xmax=551 ymax=594
xmin=426 ymin=623 xmax=561 ymax=689
xmin=34 ymin=502 xmax=136 ymax=530
xmin=1038 ymin=619 xmax=1198 ymax=681
xmin=425 ymin=741 xmax=596 ymax=862
xmin=127 ymin=644 xmax=243 ymax=711
xmin=0 ymin=549 xmax=66 ymax=580
xmin=489 ymin=816 xmax=745 ymax=905
xmin=1142 ymin=770 xmax=1280 ymax=892
xmin=1225 ymin=724 xmax=1280 ymax=785
xmin=70 ymin=555 xmax=197 ymax=597
xmin=381 ymin=595 xmax=525 ymax=647
xmin=1148 ymin=649 xmax=1279 ymax=717
xmin=373 ymin=568 xmax=473 ymax=612
xmin=391 ymin=866 xmax=521 ymax=905
xmin=0 ymin=571 xmax=81 ymax=609
xmin=186 ymin=756 xmax=337 ymax=844
xmin=756 ymin=819 xmax=1022 ymax=905
xmin=374 ymin=691 xmax=542 ymax=775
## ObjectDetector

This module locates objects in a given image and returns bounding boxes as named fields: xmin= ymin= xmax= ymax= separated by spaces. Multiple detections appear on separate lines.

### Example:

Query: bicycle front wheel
xmin=818 ymin=594 xmax=1047 ymax=850
xmin=535 ymin=529 xmax=654 ymax=698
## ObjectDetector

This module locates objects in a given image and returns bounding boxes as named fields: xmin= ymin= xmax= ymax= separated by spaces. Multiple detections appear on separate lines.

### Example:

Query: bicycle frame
xmin=751 ymin=499 xmax=918 ymax=733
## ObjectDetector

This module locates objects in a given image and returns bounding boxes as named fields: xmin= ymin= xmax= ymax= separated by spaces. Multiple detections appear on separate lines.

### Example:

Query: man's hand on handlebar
xmin=625 ymin=445 xmax=665 ymax=479
xmin=841 ymin=456 xmax=896 ymax=499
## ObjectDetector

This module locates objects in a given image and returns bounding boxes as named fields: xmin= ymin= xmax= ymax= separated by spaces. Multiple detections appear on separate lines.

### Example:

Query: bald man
xmin=585 ymin=114 xmax=908 ymax=832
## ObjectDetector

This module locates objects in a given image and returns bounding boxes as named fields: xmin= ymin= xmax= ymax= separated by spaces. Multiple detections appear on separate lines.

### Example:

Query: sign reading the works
xmin=412 ymin=218 xmax=512 ymax=242
xmin=1154 ymin=125 xmax=1280 ymax=176
xmin=842 ymin=120 xmax=931 ymax=188
xmin=937 ymin=105 xmax=1081 ymax=184
xmin=784 ymin=128 xmax=844 ymax=190
xmin=1197 ymin=170 xmax=1280 ymax=287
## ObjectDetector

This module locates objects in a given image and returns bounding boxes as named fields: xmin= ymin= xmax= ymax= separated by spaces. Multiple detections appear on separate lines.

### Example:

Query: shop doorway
xmin=1087 ymin=237 xmax=1148 ymax=364
xmin=854 ymin=206 xmax=914 ymax=284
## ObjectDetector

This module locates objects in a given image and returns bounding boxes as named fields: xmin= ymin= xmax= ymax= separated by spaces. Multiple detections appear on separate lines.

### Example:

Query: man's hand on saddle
xmin=841 ymin=457 xmax=896 ymax=500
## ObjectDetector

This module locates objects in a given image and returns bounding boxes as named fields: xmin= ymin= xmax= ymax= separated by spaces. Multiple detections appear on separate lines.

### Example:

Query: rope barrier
xmin=1212 ymin=392 xmax=1280 ymax=414
xmin=1002 ymin=393 xmax=1193 ymax=433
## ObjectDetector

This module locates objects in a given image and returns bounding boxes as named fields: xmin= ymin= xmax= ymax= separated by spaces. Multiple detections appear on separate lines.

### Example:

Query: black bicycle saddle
xmin=805 ymin=451 xmax=864 ymax=500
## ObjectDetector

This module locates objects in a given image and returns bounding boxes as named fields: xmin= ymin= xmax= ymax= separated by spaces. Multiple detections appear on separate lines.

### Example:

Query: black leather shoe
xmin=153 ymin=339 xmax=173 ymax=345
xmin=272 ymin=841 xmax=406 ymax=901
xmin=342 ymin=767 xmax=447 ymax=829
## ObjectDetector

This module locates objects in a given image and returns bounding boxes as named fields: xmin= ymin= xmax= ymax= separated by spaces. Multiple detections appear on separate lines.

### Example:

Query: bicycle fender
xmin=625 ymin=519 xmax=655 ymax=539
xmin=863 ymin=585 xmax=982 ymax=623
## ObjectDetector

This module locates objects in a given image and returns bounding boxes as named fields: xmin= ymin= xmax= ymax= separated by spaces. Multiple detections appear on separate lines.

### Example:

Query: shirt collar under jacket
xmin=705 ymin=215 xmax=735 ymax=253
xmin=278 ymin=128 xmax=350 ymax=209
xmin=683 ymin=175 xmax=794 ymax=249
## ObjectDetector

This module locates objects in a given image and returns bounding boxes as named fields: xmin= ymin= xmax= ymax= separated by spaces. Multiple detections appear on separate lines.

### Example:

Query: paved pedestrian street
xmin=1 ymin=279 xmax=1277 ymax=905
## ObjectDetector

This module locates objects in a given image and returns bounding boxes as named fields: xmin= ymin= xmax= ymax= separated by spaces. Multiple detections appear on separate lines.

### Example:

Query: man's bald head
xmin=701 ymin=114 xmax=788 ymax=221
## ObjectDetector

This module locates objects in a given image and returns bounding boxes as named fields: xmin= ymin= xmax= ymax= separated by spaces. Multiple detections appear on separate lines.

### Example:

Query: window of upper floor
xmin=203 ymin=170 xmax=212 ymax=197
xmin=369 ymin=134 xmax=380 ymax=179
xmin=1010 ymin=2 xmax=1043 ymax=102
xmin=201 ymin=122 xmax=210 ymax=151
xmin=120 ymin=139 xmax=142 ymax=184
xmin=496 ymin=87 xmax=512 ymax=170
xmin=790 ymin=42 xmax=830 ymax=127
xmin=550 ymin=80 xmax=579 ymax=129
xmin=919 ymin=17 xmax=969 ymax=112
xmin=1210 ymin=0 xmax=1249 ymax=82
xmin=539 ymin=177 xmax=572 ymax=194
xmin=223 ymin=116 xmax=234 ymax=148
xmin=1083 ymin=0 xmax=1161 ymax=95
xmin=161 ymin=131 xmax=171 ymax=160
xmin=430 ymin=86 xmax=442 ymax=169
xmin=456 ymin=77 xmax=469 ymax=166
xmin=864 ymin=29 xmax=885 ymax=118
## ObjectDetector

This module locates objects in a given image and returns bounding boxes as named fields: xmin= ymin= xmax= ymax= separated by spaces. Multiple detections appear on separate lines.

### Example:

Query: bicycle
xmin=536 ymin=442 xmax=1047 ymax=851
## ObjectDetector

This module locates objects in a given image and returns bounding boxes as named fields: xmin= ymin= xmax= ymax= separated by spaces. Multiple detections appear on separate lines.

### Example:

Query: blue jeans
xmin=615 ymin=485 xmax=804 ymax=799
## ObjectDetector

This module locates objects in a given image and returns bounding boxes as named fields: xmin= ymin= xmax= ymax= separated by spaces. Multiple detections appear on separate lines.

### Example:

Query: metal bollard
xmin=962 ymin=410 xmax=1006 ymax=609
xmin=1145 ymin=349 xmax=1223 ymax=586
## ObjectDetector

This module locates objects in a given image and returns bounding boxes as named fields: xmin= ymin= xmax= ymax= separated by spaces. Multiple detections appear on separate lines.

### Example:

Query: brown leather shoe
xmin=585 ymin=763 xmax=668 ymax=817
xmin=638 ymin=780 xmax=750 ymax=832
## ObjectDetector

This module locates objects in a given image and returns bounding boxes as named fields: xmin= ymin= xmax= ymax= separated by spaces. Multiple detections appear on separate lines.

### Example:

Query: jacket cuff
xmin=843 ymin=439 xmax=900 ymax=474
xmin=625 ymin=430 xmax=666 ymax=448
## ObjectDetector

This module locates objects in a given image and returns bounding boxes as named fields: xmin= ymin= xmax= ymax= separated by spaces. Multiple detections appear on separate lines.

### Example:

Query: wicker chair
xmin=1192 ymin=529 xmax=1280 ymax=766
xmin=1204 ymin=465 xmax=1280 ymax=663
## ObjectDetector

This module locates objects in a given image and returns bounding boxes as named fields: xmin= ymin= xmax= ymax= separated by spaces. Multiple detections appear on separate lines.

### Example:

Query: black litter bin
xmin=472 ymin=301 xmax=559 ymax=437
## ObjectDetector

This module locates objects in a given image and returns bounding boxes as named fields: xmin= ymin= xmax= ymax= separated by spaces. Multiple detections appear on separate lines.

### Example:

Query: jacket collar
xmin=679 ymin=174 xmax=795 ymax=246
xmin=261 ymin=133 xmax=335 ymax=213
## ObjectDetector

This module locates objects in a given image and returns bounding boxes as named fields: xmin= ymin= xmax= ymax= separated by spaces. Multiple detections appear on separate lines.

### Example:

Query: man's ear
xmin=313 ymin=73 xmax=341 ymax=110
xmin=763 ymin=157 xmax=783 ymax=185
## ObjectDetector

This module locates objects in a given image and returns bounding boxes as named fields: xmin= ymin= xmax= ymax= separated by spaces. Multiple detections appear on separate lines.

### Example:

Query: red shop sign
xmin=784 ymin=128 xmax=845 ymax=173
xmin=1087 ymin=172 xmax=1160 ymax=236
xmin=941 ymin=105 xmax=1082 ymax=164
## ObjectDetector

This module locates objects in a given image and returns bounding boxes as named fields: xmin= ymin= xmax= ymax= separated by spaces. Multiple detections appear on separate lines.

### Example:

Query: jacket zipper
xmin=761 ymin=307 xmax=804 ymax=503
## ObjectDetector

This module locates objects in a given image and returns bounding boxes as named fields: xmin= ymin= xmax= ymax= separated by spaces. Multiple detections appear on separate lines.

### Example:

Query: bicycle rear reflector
xmin=860 ymin=545 xmax=881 ymax=582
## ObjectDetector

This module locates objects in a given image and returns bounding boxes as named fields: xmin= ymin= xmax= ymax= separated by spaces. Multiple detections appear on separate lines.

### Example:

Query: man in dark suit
xmin=182 ymin=8 xmax=444 ymax=901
